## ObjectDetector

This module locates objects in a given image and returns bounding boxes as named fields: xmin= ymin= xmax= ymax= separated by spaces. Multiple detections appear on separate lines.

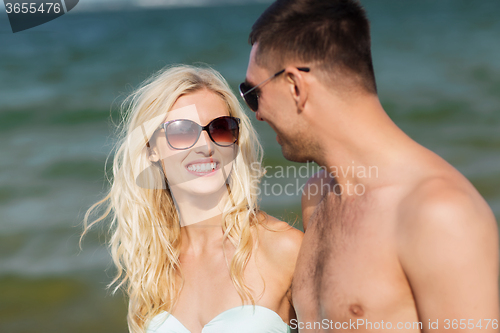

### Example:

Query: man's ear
xmin=148 ymin=145 xmax=160 ymax=163
xmin=285 ymin=66 xmax=309 ymax=112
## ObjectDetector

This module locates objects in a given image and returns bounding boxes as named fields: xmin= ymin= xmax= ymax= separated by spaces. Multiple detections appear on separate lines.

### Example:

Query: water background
xmin=1 ymin=0 xmax=499 ymax=332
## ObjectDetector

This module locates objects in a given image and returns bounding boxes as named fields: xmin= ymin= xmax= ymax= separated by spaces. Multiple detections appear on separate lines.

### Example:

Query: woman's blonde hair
xmin=82 ymin=65 xmax=265 ymax=333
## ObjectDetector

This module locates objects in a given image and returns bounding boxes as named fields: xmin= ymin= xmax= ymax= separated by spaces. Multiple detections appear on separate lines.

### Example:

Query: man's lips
xmin=185 ymin=158 xmax=220 ymax=176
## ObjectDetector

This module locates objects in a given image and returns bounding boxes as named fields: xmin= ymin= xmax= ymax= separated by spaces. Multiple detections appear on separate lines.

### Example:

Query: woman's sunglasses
xmin=158 ymin=116 xmax=240 ymax=150
xmin=239 ymin=67 xmax=310 ymax=112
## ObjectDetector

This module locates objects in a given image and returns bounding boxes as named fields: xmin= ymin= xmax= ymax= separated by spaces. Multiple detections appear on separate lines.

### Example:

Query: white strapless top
xmin=146 ymin=305 xmax=291 ymax=333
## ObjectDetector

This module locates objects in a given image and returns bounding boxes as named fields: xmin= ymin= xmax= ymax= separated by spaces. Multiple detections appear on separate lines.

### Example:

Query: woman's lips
xmin=185 ymin=161 xmax=220 ymax=176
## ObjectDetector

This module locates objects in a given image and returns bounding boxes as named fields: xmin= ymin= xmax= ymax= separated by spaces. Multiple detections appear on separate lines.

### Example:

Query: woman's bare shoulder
xmin=255 ymin=213 xmax=303 ymax=271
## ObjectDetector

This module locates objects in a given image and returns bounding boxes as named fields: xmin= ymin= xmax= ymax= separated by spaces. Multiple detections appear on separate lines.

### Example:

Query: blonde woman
xmin=82 ymin=65 xmax=303 ymax=333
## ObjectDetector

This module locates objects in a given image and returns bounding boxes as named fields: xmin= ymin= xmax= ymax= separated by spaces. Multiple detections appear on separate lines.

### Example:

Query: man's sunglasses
xmin=158 ymin=116 xmax=240 ymax=150
xmin=239 ymin=67 xmax=310 ymax=112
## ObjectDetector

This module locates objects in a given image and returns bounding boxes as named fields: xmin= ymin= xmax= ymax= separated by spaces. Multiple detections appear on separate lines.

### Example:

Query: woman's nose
xmin=193 ymin=130 xmax=215 ymax=155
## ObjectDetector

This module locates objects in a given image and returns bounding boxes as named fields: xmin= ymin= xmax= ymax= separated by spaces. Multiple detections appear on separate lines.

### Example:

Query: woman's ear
xmin=148 ymin=145 xmax=160 ymax=163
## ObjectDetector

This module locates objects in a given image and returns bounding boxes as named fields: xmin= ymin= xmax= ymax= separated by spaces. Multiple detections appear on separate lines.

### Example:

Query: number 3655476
xmin=5 ymin=2 xmax=62 ymax=14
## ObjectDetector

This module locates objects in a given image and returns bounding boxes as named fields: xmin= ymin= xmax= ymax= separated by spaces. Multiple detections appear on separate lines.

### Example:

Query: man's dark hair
xmin=250 ymin=0 xmax=377 ymax=94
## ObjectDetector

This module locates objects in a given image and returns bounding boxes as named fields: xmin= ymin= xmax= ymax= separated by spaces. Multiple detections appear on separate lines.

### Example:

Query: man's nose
xmin=255 ymin=111 xmax=264 ymax=121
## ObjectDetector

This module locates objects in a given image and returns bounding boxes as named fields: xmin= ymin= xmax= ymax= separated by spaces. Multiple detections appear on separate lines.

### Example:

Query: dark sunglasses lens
xmin=239 ymin=83 xmax=258 ymax=112
xmin=166 ymin=120 xmax=200 ymax=149
xmin=209 ymin=117 xmax=239 ymax=146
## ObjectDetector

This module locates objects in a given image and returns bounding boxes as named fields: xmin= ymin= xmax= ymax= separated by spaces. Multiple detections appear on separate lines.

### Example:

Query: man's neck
xmin=310 ymin=93 xmax=425 ymax=190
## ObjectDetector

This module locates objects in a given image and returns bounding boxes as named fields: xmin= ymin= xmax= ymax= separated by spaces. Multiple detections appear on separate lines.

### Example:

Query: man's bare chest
xmin=292 ymin=193 xmax=414 ymax=324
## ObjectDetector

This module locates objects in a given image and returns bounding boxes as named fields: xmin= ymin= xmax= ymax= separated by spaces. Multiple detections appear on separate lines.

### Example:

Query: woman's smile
xmin=185 ymin=158 xmax=220 ymax=176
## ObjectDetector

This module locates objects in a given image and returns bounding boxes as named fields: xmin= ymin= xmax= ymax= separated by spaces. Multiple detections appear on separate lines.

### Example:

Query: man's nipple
xmin=349 ymin=304 xmax=364 ymax=317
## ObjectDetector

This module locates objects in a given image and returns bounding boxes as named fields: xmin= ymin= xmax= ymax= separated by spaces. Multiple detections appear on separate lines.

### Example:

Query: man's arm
xmin=399 ymin=181 xmax=499 ymax=332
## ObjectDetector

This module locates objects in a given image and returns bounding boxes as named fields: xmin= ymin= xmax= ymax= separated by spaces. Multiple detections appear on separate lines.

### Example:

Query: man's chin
xmin=281 ymin=142 xmax=310 ymax=163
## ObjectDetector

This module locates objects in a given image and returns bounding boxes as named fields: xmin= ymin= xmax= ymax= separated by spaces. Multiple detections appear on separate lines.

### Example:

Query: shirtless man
xmin=240 ymin=0 xmax=500 ymax=331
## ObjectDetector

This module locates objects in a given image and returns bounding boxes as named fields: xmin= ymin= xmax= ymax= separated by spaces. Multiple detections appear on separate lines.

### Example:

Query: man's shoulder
xmin=393 ymin=173 xmax=500 ymax=323
xmin=399 ymin=176 xmax=494 ymax=228
xmin=396 ymin=175 xmax=497 ymax=252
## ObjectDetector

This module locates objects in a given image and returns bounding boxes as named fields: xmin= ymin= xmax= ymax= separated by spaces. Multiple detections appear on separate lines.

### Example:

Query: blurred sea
xmin=0 ymin=0 xmax=499 ymax=332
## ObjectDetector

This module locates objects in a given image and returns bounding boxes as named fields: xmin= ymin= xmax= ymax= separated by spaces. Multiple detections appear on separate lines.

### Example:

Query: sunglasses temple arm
xmin=243 ymin=69 xmax=286 ymax=96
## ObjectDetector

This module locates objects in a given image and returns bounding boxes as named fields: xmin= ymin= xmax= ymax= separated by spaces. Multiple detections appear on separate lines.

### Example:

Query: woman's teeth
xmin=187 ymin=162 xmax=217 ymax=172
